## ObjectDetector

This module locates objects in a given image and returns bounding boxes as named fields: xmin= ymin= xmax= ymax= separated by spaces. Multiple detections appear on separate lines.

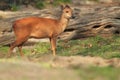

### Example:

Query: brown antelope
xmin=9 ymin=5 xmax=74 ymax=56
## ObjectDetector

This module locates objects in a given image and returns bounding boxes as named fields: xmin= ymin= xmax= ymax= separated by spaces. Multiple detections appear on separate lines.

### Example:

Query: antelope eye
xmin=66 ymin=11 xmax=69 ymax=13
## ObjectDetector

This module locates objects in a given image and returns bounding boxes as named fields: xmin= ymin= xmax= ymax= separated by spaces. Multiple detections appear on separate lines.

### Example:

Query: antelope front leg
xmin=18 ymin=45 xmax=24 ymax=57
xmin=49 ymin=37 xmax=56 ymax=56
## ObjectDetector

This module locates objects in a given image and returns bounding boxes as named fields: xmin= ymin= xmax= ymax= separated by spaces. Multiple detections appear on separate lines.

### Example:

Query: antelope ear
xmin=65 ymin=5 xmax=70 ymax=8
xmin=61 ymin=5 xmax=65 ymax=10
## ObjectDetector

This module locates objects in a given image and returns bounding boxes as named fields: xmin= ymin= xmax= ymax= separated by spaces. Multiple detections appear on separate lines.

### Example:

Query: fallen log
xmin=0 ymin=4 xmax=120 ymax=45
xmin=0 ymin=34 xmax=15 ymax=46
xmin=59 ymin=4 xmax=120 ymax=40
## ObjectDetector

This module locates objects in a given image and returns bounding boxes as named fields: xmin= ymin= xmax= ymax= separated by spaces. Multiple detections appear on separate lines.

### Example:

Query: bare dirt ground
xmin=26 ymin=54 xmax=120 ymax=68
xmin=0 ymin=54 xmax=82 ymax=80
xmin=0 ymin=53 xmax=120 ymax=80
xmin=0 ymin=58 xmax=80 ymax=80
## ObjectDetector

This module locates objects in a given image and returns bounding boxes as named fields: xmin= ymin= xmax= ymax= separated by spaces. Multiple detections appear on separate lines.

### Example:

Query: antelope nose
xmin=70 ymin=15 xmax=75 ymax=19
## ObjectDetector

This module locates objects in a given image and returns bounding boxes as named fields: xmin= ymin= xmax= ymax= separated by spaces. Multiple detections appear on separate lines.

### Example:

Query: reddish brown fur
xmin=9 ymin=5 xmax=73 ymax=56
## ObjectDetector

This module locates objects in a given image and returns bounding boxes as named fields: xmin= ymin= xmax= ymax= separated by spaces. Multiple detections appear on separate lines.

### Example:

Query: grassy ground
xmin=19 ymin=35 xmax=120 ymax=59
xmin=0 ymin=35 xmax=120 ymax=80
xmin=76 ymin=66 xmax=120 ymax=80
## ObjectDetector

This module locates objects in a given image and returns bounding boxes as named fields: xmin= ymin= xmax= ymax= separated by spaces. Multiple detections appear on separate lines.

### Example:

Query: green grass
xmin=34 ymin=42 xmax=50 ymax=53
xmin=0 ymin=36 xmax=120 ymax=58
xmin=57 ymin=36 xmax=120 ymax=58
xmin=27 ymin=35 xmax=120 ymax=59
xmin=0 ymin=46 xmax=9 ymax=53
xmin=75 ymin=66 xmax=120 ymax=80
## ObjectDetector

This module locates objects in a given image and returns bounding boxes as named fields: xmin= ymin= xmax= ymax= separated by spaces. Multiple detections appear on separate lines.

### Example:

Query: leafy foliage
xmin=10 ymin=4 xmax=20 ymax=11
xmin=35 ymin=0 xmax=45 ymax=9
xmin=0 ymin=0 xmax=72 ymax=10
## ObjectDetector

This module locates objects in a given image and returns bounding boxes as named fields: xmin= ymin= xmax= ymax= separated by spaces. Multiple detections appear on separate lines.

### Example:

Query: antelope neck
xmin=58 ymin=15 xmax=69 ymax=32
